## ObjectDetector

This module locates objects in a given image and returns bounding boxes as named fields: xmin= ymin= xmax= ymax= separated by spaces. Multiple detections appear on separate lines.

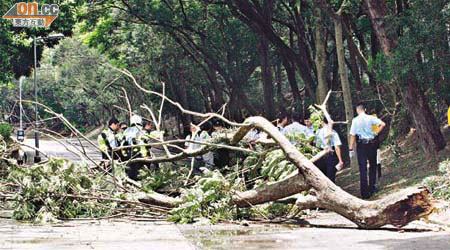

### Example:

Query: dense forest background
xmin=1 ymin=0 xmax=449 ymax=156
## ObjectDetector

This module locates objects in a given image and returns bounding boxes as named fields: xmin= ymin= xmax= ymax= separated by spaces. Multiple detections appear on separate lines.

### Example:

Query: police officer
xmin=303 ymin=114 xmax=315 ymax=138
xmin=282 ymin=112 xmax=313 ymax=145
xmin=315 ymin=119 xmax=344 ymax=183
xmin=211 ymin=119 xmax=230 ymax=168
xmin=349 ymin=103 xmax=386 ymax=199
xmin=122 ymin=114 xmax=146 ymax=180
xmin=276 ymin=112 xmax=290 ymax=133
xmin=116 ymin=122 xmax=128 ymax=161
xmin=98 ymin=118 xmax=120 ymax=161
xmin=282 ymin=112 xmax=308 ymax=136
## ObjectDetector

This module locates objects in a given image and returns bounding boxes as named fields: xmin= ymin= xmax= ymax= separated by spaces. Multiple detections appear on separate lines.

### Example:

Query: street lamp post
xmin=33 ymin=36 xmax=40 ymax=163
xmin=17 ymin=77 xmax=24 ymax=142
xmin=33 ymin=33 xmax=64 ymax=163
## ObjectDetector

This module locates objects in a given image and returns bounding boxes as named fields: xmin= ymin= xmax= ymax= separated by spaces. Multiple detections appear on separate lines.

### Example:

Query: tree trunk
xmin=282 ymin=58 xmax=301 ymax=106
xmin=275 ymin=61 xmax=285 ymax=113
xmin=200 ymin=85 xmax=212 ymax=113
xmin=365 ymin=0 xmax=446 ymax=154
xmin=314 ymin=7 xmax=328 ymax=104
xmin=226 ymin=0 xmax=316 ymax=98
xmin=335 ymin=18 xmax=358 ymax=168
xmin=347 ymin=37 xmax=363 ymax=102
xmin=402 ymin=78 xmax=447 ymax=154
xmin=364 ymin=0 xmax=397 ymax=56
xmin=138 ymin=116 xmax=434 ymax=229
xmin=207 ymin=65 xmax=225 ymax=111
xmin=259 ymin=36 xmax=276 ymax=120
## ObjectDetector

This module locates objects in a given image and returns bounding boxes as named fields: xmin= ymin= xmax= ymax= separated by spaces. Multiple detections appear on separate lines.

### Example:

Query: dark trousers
xmin=126 ymin=151 xmax=143 ymax=180
xmin=357 ymin=141 xmax=377 ymax=198
xmin=316 ymin=152 xmax=338 ymax=183
xmin=102 ymin=150 xmax=120 ymax=161
xmin=214 ymin=149 xmax=230 ymax=168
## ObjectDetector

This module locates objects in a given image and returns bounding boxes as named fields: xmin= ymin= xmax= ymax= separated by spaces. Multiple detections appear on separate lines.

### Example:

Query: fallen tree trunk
xmin=109 ymin=70 xmax=434 ymax=228
xmin=138 ymin=116 xmax=434 ymax=228
xmin=232 ymin=150 xmax=328 ymax=207
xmin=232 ymin=171 xmax=308 ymax=207
xmin=233 ymin=117 xmax=434 ymax=228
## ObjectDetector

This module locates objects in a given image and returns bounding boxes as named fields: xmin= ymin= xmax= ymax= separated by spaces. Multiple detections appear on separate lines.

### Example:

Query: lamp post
xmin=33 ymin=33 xmax=64 ymax=163
xmin=17 ymin=77 xmax=24 ymax=142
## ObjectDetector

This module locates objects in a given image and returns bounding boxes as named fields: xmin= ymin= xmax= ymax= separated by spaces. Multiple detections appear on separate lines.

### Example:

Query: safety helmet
xmin=130 ymin=114 xmax=142 ymax=126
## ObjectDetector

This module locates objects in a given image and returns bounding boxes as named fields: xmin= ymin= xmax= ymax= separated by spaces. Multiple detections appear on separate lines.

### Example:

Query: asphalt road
xmin=22 ymin=138 xmax=102 ymax=164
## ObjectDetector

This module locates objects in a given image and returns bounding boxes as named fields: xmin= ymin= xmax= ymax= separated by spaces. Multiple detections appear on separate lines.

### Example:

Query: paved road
xmin=1 ymin=212 xmax=449 ymax=250
xmin=23 ymin=138 xmax=102 ymax=164
xmin=0 ymin=219 xmax=195 ymax=250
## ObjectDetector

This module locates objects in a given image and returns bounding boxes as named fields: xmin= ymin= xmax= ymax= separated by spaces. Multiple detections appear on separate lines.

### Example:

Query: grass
xmin=336 ymin=125 xmax=450 ymax=199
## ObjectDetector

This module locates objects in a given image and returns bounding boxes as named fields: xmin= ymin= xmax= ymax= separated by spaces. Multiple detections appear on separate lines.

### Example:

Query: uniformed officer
xmin=282 ymin=112 xmax=313 ymax=145
xmin=315 ymin=119 xmax=344 ymax=183
xmin=303 ymin=114 xmax=315 ymax=138
xmin=276 ymin=112 xmax=290 ymax=133
xmin=116 ymin=122 xmax=128 ymax=161
xmin=186 ymin=123 xmax=214 ymax=168
xmin=122 ymin=114 xmax=146 ymax=180
xmin=349 ymin=103 xmax=386 ymax=199
xmin=139 ymin=121 xmax=153 ymax=158
xmin=282 ymin=112 xmax=308 ymax=136
xmin=97 ymin=118 xmax=120 ymax=161
xmin=211 ymin=119 xmax=230 ymax=168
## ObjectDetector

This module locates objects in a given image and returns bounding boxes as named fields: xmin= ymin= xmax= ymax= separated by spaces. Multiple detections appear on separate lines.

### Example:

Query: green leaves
xmin=168 ymin=168 xmax=235 ymax=224
xmin=140 ymin=162 xmax=183 ymax=192
xmin=0 ymin=122 xmax=13 ymax=142
xmin=8 ymin=158 xmax=119 ymax=223
xmin=423 ymin=160 xmax=450 ymax=201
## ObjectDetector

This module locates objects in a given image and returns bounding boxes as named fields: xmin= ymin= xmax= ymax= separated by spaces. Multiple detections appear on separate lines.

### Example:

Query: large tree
xmin=365 ymin=0 xmax=447 ymax=155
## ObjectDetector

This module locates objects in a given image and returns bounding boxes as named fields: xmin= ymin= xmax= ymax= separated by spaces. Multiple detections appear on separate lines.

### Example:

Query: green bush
xmin=423 ymin=160 xmax=450 ymax=201
xmin=0 ymin=122 xmax=13 ymax=141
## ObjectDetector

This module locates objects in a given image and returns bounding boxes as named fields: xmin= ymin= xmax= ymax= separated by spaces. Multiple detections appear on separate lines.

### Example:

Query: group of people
xmin=247 ymin=102 xmax=385 ymax=199
xmin=184 ymin=119 xmax=230 ymax=170
xmin=97 ymin=114 xmax=163 ymax=179
xmin=248 ymin=111 xmax=344 ymax=184
xmin=98 ymin=102 xmax=385 ymax=199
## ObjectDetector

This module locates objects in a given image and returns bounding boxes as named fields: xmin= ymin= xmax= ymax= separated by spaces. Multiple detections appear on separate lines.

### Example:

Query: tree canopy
xmin=0 ymin=0 xmax=448 ymax=153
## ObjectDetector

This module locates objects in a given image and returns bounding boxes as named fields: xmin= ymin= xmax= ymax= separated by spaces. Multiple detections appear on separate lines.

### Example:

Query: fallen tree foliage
xmin=1 ymin=84 xmax=435 ymax=228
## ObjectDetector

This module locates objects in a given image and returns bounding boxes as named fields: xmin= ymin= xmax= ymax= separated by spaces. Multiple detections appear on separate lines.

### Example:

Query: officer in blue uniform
xmin=349 ymin=103 xmax=386 ymax=199
xmin=315 ymin=119 xmax=344 ymax=183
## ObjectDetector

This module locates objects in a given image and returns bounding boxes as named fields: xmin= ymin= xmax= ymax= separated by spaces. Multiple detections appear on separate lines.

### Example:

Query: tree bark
xmin=282 ymin=58 xmax=302 ymax=106
xmin=402 ymin=78 xmax=447 ymax=154
xmin=347 ymin=36 xmax=363 ymax=102
xmin=259 ymin=0 xmax=275 ymax=120
xmin=206 ymin=65 xmax=225 ymax=111
xmin=335 ymin=17 xmax=358 ymax=168
xmin=364 ymin=0 xmax=397 ymax=56
xmin=314 ymin=7 xmax=328 ymax=104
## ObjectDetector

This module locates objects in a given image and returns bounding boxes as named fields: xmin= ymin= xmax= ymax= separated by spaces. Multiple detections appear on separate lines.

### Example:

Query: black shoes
xmin=361 ymin=187 xmax=379 ymax=200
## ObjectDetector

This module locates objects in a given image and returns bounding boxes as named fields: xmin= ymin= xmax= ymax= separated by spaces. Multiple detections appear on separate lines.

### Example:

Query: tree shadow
xmin=361 ymin=235 xmax=450 ymax=250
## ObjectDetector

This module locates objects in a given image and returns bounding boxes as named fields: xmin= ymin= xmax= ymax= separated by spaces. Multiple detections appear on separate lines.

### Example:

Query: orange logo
xmin=2 ymin=2 xmax=59 ymax=27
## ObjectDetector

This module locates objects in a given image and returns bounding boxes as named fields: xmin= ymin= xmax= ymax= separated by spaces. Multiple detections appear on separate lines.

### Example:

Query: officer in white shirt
xmin=303 ymin=114 xmax=315 ymax=138
xmin=276 ymin=112 xmax=290 ymax=133
xmin=349 ymin=103 xmax=386 ymax=199
xmin=282 ymin=112 xmax=313 ymax=144
xmin=315 ymin=119 xmax=344 ymax=183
